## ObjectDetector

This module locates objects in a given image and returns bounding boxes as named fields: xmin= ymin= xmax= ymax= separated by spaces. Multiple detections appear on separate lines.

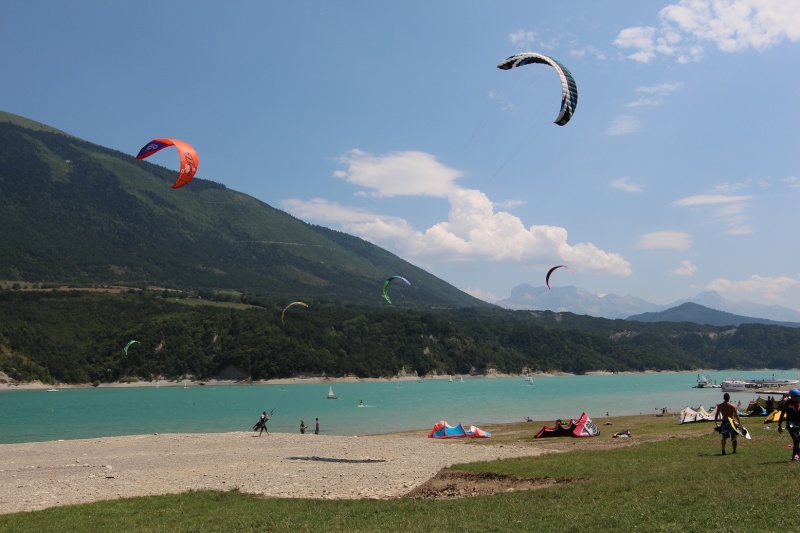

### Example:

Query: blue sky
xmin=3 ymin=1 xmax=800 ymax=309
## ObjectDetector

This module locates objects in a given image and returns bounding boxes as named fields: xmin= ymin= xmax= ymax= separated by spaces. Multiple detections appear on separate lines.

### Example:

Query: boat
xmin=326 ymin=386 xmax=338 ymax=400
xmin=46 ymin=388 xmax=61 ymax=392
xmin=693 ymin=374 xmax=720 ymax=388
xmin=720 ymin=378 xmax=759 ymax=392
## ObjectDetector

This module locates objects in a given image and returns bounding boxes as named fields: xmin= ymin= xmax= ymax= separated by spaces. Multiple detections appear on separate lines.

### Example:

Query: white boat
xmin=693 ymin=374 xmax=720 ymax=388
xmin=721 ymin=378 xmax=759 ymax=392
xmin=46 ymin=388 xmax=61 ymax=392
xmin=448 ymin=375 xmax=453 ymax=382
xmin=326 ymin=386 xmax=338 ymax=399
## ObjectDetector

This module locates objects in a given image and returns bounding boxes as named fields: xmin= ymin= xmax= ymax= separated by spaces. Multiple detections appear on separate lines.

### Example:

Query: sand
xmin=0 ymin=430 xmax=550 ymax=515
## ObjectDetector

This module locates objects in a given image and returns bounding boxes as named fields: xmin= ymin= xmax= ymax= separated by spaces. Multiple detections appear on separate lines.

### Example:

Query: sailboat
xmin=448 ymin=375 xmax=453 ymax=383
xmin=326 ymin=386 xmax=338 ymax=400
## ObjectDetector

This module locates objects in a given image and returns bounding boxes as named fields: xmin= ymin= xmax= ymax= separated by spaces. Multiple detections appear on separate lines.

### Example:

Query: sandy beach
xmin=0 ymin=430 xmax=551 ymax=515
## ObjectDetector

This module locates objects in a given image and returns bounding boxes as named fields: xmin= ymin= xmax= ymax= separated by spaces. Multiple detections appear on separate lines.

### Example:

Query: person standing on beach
xmin=714 ymin=393 xmax=741 ymax=455
xmin=315 ymin=417 xmax=320 ymax=435
xmin=777 ymin=388 xmax=800 ymax=461
xmin=300 ymin=420 xmax=306 ymax=434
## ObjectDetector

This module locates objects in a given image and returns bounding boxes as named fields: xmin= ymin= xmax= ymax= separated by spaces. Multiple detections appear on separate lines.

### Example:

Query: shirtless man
xmin=715 ymin=393 xmax=741 ymax=455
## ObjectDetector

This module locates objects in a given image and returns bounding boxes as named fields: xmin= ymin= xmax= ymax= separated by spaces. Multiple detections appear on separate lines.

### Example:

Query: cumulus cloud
xmin=284 ymin=150 xmax=632 ymax=276
xmin=614 ymin=0 xmax=800 ymax=63
xmin=333 ymin=149 xmax=461 ymax=198
xmin=671 ymin=192 xmax=754 ymax=234
xmin=635 ymin=231 xmax=693 ymax=250
xmin=606 ymin=115 xmax=640 ymax=135
xmin=669 ymin=259 xmax=697 ymax=276
xmin=610 ymin=177 xmax=643 ymax=193
xmin=707 ymin=274 xmax=800 ymax=301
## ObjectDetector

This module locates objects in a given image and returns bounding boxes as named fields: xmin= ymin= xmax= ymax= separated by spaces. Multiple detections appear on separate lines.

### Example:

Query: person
xmin=714 ymin=393 xmax=741 ymax=455
xmin=777 ymin=388 xmax=800 ymax=461
xmin=300 ymin=419 xmax=306 ymax=434
xmin=253 ymin=411 xmax=269 ymax=436
xmin=359 ymin=400 xmax=364 ymax=406
xmin=314 ymin=417 xmax=320 ymax=435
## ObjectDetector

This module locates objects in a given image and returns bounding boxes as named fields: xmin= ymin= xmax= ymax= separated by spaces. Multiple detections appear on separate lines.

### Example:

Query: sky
xmin=2 ymin=1 xmax=800 ymax=309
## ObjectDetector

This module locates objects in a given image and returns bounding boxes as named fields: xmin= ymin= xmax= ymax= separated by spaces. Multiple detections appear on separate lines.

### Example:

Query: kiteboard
xmin=728 ymin=417 xmax=752 ymax=440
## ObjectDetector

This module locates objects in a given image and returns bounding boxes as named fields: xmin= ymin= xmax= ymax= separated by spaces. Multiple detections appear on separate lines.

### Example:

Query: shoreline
xmin=0 ymin=423 xmax=555 ymax=515
xmin=0 ymin=368 xmax=742 ymax=391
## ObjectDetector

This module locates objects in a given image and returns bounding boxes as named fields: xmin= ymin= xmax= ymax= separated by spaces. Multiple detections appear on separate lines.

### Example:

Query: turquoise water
xmin=0 ymin=370 xmax=793 ymax=444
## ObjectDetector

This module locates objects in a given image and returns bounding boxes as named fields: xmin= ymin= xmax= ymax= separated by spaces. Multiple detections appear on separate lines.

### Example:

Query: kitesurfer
xmin=714 ymin=393 xmax=741 ymax=455
xmin=253 ymin=411 xmax=270 ymax=436
xmin=777 ymin=388 xmax=800 ymax=461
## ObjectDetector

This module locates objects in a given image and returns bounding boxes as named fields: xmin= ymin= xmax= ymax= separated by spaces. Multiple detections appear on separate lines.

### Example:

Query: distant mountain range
xmin=496 ymin=284 xmax=800 ymax=324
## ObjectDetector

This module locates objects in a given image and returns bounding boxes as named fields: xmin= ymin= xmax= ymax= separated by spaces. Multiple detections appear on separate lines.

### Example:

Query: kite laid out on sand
xmin=497 ymin=52 xmax=578 ymax=126
xmin=136 ymin=138 xmax=199 ymax=189
xmin=533 ymin=413 xmax=599 ymax=438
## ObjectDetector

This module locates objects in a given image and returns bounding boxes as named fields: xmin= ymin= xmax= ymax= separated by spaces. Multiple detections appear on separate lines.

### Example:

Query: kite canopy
xmin=136 ymin=138 xmax=199 ymax=189
xmin=123 ymin=340 xmax=139 ymax=356
xmin=497 ymin=52 xmax=578 ymax=126
xmin=533 ymin=413 xmax=599 ymax=438
xmin=545 ymin=264 xmax=573 ymax=289
xmin=428 ymin=421 xmax=491 ymax=438
xmin=281 ymin=301 xmax=308 ymax=323
xmin=382 ymin=275 xmax=410 ymax=304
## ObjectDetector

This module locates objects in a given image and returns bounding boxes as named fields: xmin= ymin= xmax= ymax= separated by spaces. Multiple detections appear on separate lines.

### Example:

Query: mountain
xmin=626 ymin=302 xmax=800 ymax=328
xmin=496 ymin=284 xmax=800 ymax=323
xmin=495 ymin=284 xmax=659 ymax=319
xmin=0 ymin=110 xmax=487 ymax=307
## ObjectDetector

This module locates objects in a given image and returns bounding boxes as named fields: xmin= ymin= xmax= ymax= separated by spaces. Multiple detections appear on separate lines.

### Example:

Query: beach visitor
xmin=714 ymin=393 xmax=741 ymax=455
xmin=315 ymin=417 xmax=320 ymax=435
xmin=300 ymin=419 xmax=306 ymax=434
xmin=254 ymin=411 xmax=270 ymax=436
xmin=777 ymin=388 xmax=800 ymax=461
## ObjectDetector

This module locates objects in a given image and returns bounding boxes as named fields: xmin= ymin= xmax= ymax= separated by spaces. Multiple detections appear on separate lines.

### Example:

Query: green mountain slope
xmin=0 ymin=110 xmax=487 ymax=307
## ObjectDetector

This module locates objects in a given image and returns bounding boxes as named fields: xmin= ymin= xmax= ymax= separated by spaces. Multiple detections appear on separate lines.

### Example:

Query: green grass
xmin=1 ymin=417 xmax=798 ymax=532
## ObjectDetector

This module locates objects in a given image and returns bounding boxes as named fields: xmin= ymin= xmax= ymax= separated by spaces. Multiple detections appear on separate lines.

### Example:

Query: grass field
xmin=1 ymin=415 xmax=797 ymax=532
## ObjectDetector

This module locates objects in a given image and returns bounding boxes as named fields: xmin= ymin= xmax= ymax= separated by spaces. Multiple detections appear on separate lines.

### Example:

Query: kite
xmin=497 ymin=53 xmax=578 ymax=126
xmin=545 ymin=265 xmax=573 ymax=289
xmin=135 ymin=138 xmax=199 ymax=189
xmin=382 ymin=275 xmax=410 ymax=304
xmin=281 ymin=301 xmax=308 ymax=323
xmin=123 ymin=340 xmax=139 ymax=356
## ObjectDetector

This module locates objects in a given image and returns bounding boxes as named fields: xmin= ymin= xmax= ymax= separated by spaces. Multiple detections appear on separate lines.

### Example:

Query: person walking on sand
xmin=777 ymin=388 xmax=800 ymax=461
xmin=714 ymin=393 xmax=741 ymax=455
xmin=253 ymin=411 xmax=270 ymax=436
xmin=314 ymin=417 xmax=320 ymax=435
xmin=300 ymin=419 xmax=306 ymax=434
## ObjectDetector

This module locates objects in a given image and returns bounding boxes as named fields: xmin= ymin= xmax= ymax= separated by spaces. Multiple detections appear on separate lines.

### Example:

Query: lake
xmin=0 ymin=370 xmax=792 ymax=444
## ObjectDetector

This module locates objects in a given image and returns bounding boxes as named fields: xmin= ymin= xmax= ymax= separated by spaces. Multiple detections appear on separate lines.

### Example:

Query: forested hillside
xmin=2 ymin=290 xmax=799 ymax=384
xmin=0 ymin=111 xmax=485 ymax=307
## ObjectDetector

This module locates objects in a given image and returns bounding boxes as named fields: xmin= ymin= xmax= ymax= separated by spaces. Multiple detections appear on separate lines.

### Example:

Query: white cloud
xmin=333 ymin=149 xmax=461 ymax=198
xmin=707 ymin=274 xmax=800 ymax=301
xmin=606 ymin=115 xmax=640 ymax=135
xmin=610 ymin=178 xmax=643 ymax=193
xmin=671 ymin=194 xmax=753 ymax=206
xmin=614 ymin=0 xmax=800 ymax=63
xmin=284 ymin=150 xmax=632 ymax=276
xmin=671 ymin=192 xmax=754 ymax=234
xmin=669 ymin=259 xmax=697 ymax=276
xmin=635 ymin=231 xmax=693 ymax=250
xmin=509 ymin=30 xmax=538 ymax=49
xmin=783 ymin=176 xmax=800 ymax=188
xmin=464 ymin=287 xmax=502 ymax=303
xmin=625 ymin=82 xmax=684 ymax=107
